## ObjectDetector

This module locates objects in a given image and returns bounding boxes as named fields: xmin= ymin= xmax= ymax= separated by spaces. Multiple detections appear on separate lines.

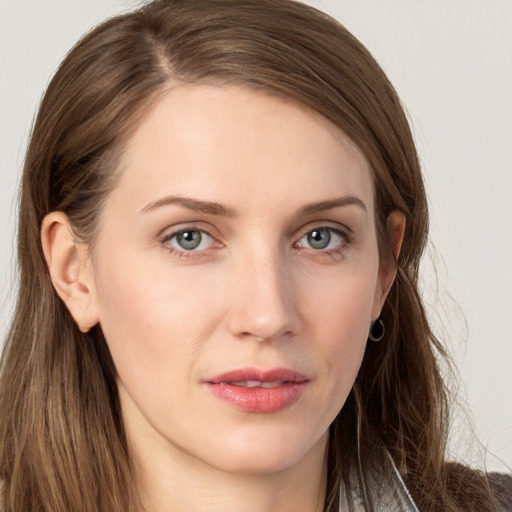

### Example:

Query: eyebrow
xmin=140 ymin=195 xmax=237 ymax=217
xmin=140 ymin=194 xmax=367 ymax=217
xmin=297 ymin=196 xmax=367 ymax=216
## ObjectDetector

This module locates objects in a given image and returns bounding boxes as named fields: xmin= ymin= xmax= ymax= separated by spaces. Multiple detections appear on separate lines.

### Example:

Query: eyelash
xmin=160 ymin=228 xmax=216 ymax=259
xmin=294 ymin=226 xmax=351 ymax=258
xmin=160 ymin=225 xmax=352 ymax=260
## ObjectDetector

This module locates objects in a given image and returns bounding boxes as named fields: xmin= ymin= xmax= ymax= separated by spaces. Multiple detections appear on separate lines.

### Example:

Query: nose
xmin=226 ymin=248 xmax=299 ymax=342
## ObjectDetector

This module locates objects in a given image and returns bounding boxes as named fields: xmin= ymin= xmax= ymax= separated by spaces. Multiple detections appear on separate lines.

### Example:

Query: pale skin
xmin=42 ymin=85 xmax=405 ymax=512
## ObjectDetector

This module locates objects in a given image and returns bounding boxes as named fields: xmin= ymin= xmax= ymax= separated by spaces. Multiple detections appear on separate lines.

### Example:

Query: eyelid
xmin=297 ymin=215 xmax=354 ymax=232
xmin=159 ymin=223 xmax=223 ymax=257
xmin=158 ymin=221 xmax=220 ymax=241
xmin=157 ymin=221 xmax=353 ymax=259
xmin=295 ymin=221 xmax=353 ymax=242
xmin=166 ymin=229 xmax=213 ymax=248
xmin=293 ymin=223 xmax=353 ymax=257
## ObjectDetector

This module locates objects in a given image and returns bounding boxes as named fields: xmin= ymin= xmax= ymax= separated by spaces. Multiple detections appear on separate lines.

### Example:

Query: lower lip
xmin=205 ymin=382 xmax=308 ymax=413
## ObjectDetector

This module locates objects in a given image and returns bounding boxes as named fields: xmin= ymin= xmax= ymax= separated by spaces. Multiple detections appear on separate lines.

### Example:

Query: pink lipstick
xmin=205 ymin=367 xmax=309 ymax=413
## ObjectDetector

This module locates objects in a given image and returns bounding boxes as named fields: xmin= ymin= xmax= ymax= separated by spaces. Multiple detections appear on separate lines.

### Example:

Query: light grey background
xmin=1 ymin=0 xmax=511 ymax=470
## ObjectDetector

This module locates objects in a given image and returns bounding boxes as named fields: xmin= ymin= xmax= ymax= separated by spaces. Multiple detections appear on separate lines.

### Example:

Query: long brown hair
xmin=0 ymin=1 xmax=506 ymax=511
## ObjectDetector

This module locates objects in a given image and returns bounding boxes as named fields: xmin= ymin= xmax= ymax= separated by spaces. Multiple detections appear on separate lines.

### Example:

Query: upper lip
xmin=206 ymin=367 xmax=309 ymax=384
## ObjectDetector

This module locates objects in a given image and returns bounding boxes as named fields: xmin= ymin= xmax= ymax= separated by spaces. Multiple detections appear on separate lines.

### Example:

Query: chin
xmin=200 ymin=426 xmax=328 ymax=476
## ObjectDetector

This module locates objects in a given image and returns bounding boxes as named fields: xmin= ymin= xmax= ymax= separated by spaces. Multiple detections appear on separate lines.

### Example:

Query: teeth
xmin=243 ymin=380 xmax=262 ymax=388
xmin=227 ymin=380 xmax=285 ymax=388
xmin=229 ymin=380 xmax=261 ymax=387
xmin=261 ymin=380 xmax=284 ymax=388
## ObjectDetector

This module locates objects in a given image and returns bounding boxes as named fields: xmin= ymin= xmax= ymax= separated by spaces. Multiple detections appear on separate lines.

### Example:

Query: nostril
xmin=237 ymin=330 xmax=294 ymax=342
xmin=239 ymin=331 xmax=269 ymax=341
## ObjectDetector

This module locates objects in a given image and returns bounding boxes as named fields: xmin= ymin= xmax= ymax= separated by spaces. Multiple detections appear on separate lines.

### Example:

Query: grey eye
xmin=176 ymin=231 xmax=202 ymax=250
xmin=170 ymin=230 xmax=213 ymax=251
xmin=298 ymin=227 xmax=345 ymax=251
xmin=306 ymin=228 xmax=331 ymax=249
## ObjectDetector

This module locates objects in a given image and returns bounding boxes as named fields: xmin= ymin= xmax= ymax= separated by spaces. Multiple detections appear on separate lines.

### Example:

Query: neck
xmin=130 ymin=428 xmax=329 ymax=512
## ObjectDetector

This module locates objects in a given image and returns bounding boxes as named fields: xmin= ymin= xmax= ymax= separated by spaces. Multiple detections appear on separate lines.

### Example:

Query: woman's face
xmin=85 ymin=85 xmax=395 ymax=475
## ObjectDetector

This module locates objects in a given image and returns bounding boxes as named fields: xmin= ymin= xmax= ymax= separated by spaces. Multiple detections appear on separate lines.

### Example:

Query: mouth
xmin=220 ymin=380 xmax=288 ymax=388
xmin=205 ymin=367 xmax=309 ymax=413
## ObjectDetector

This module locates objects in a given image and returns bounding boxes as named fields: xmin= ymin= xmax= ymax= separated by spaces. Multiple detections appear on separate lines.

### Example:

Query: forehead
xmin=110 ymin=84 xmax=374 ymax=217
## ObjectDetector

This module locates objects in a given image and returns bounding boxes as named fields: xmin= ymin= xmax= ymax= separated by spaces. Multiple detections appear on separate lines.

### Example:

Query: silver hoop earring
xmin=368 ymin=318 xmax=385 ymax=343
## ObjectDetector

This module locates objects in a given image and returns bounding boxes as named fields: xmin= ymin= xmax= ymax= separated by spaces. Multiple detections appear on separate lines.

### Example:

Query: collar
xmin=338 ymin=450 xmax=420 ymax=512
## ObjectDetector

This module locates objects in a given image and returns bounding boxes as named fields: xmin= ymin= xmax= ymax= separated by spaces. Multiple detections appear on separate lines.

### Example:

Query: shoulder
xmin=445 ymin=462 xmax=512 ymax=512
xmin=340 ymin=449 xmax=512 ymax=512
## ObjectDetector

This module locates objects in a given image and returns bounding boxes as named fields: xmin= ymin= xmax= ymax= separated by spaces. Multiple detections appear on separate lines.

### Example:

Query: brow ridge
xmin=298 ymin=196 xmax=367 ymax=216
xmin=141 ymin=195 xmax=237 ymax=217
xmin=141 ymin=194 xmax=366 ymax=217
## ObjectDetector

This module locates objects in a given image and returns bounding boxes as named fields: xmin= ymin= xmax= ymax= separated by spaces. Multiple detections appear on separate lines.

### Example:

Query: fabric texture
xmin=338 ymin=450 xmax=419 ymax=512
xmin=337 ymin=450 xmax=512 ymax=512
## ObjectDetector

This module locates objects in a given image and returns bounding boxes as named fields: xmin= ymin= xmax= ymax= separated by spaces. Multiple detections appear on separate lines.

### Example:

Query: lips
xmin=205 ymin=367 xmax=309 ymax=413
xmin=222 ymin=380 xmax=286 ymax=388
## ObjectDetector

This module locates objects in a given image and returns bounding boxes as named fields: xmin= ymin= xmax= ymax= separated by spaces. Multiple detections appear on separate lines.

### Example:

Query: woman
xmin=0 ymin=0 xmax=510 ymax=511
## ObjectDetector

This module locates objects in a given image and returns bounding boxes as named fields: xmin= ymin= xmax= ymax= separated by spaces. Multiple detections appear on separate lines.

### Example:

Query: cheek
xmin=93 ymin=253 xmax=224 ymax=392
xmin=299 ymin=266 xmax=377 ymax=407
xmin=96 ymin=244 xmax=217 ymax=325
xmin=302 ymin=263 xmax=377 ymax=341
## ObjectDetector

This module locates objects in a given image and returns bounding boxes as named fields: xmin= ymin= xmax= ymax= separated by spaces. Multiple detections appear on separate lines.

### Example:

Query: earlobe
xmin=41 ymin=212 xmax=99 ymax=333
xmin=372 ymin=210 xmax=406 ymax=319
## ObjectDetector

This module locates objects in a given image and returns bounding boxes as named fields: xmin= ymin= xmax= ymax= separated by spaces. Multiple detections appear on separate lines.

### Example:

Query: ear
xmin=371 ymin=210 xmax=406 ymax=319
xmin=41 ymin=212 xmax=99 ymax=333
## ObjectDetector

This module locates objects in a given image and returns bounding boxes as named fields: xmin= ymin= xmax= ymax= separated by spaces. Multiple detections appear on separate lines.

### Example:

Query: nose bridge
xmin=227 ymin=241 xmax=296 ymax=341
